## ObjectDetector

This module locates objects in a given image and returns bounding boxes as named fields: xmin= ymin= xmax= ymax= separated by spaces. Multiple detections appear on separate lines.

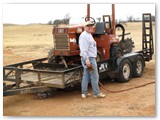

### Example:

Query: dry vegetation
xmin=117 ymin=22 xmax=155 ymax=52
xmin=3 ymin=24 xmax=53 ymax=65
xmin=3 ymin=22 xmax=155 ymax=116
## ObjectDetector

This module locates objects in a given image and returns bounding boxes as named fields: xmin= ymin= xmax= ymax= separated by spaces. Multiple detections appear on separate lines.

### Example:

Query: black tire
xmin=117 ymin=59 xmax=132 ymax=83
xmin=110 ymin=44 xmax=123 ymax=59
xmin=132 ymin=56 xmax=144 ymax=77
xmin=48 ymin=48 xmax=55 ymax=63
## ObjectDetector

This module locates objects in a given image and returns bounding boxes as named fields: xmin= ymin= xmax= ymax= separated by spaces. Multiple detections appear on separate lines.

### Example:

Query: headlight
xmin=58 ymin=28 xmax=64 ymax=33
xmin=77 ymin=28 xmax=82 ymax=33
xmin=70 ymin=38 xmax=76 ymax=43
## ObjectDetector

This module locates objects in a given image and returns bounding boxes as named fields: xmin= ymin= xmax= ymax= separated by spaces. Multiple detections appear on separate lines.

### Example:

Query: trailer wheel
xmin=117 ymin=59 xmax=132 ymax=83
xmin=48 ymin=48 xmax=55 ymax=63
xmin=133 ymin=56 xmax=144 ymax=77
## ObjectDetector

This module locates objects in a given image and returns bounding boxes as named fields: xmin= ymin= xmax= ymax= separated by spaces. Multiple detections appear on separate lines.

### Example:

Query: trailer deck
xmin=3 ymin=57 xmax=82 ymax=96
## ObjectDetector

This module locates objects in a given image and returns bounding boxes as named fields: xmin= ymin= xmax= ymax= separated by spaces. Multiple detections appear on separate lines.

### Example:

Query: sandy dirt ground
xmin=3 ymin=23 xmax=156 ymax=116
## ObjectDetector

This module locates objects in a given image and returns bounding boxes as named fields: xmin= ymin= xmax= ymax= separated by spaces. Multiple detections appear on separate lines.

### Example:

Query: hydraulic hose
xmin=115 ymin=24 xmax=125 ymax=41
xmin=98 ymin=81 xmax=155 ymax=93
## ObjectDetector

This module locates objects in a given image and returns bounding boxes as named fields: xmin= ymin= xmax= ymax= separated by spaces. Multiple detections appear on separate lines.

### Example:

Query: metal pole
xmin=112 ymin=4 xmax=116 ymax=35
xmin=87 ymin=4 xmax=90 ymax=21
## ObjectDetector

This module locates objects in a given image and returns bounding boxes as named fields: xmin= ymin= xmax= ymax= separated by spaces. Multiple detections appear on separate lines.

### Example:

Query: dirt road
xmin=3 ymin=24 xmax=155 ymax=116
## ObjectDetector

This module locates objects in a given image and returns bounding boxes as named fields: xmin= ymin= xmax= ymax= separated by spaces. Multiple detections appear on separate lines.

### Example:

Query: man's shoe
xmin=93 ymin=92 xmax=106 ymax=98
xmin=81 ymin=93 xmax=91 ymax=99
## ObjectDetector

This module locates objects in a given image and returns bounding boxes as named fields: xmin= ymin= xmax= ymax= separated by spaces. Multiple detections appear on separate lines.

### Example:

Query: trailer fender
xmin=116 ymin=53 xmax=144 ymax=67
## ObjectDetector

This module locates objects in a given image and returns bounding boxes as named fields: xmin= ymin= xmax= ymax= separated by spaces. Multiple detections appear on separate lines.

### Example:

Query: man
xmin=79 ymin=21 xmax=106 ymax=99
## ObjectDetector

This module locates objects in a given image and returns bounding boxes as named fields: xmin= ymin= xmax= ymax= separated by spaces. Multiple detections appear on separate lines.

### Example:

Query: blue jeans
xmin=81 ymin=57 xmax=100 ymax=96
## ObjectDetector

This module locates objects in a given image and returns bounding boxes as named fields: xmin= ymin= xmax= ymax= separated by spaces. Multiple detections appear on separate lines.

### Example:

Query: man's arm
xmin=79 ymin=35 xmax=89 ymax=61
